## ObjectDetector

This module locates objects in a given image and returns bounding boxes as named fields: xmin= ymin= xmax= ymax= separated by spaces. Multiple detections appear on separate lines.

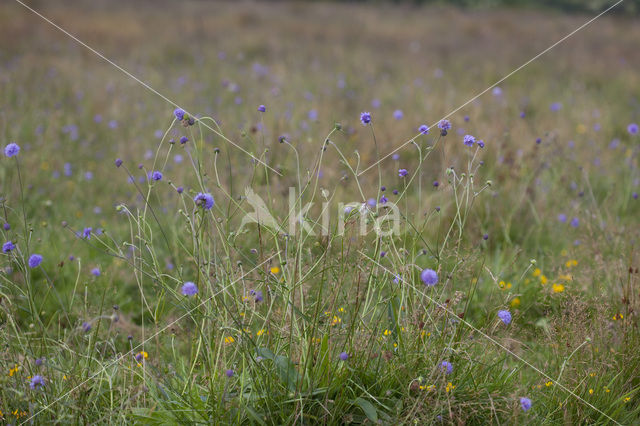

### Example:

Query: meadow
xmin=1 ymin=1 xmax=639 ymax=424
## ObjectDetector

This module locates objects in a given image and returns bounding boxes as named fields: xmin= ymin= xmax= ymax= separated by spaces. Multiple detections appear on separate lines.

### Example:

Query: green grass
xmin=0 ymin=1 xmax=639 ymax=424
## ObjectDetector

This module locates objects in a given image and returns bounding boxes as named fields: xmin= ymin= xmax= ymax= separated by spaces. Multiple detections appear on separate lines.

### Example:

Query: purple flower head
xmin=438 ymin=119 xmax=451 ymax=131
xmin=420 ymin=268 xmax=438 ymax=286
xmin=115 ymin=158 xmax=123 ymax=168
xmin=174 ymin=108 xmax=186 ymax=121
xmin=628 ymin=123 xmax=639 ymax=135
xmin=30 ymin=375 xmax=45 ymax=390
xmin=477 ymin=140 xmax=485 ymax=148
xmin=360 ymin=111 xmax=371 ymax=126
xmin=633 ymin=192 xmax=638 ymax=200
xmin=258 ymin=105 xmax=266 ymax=113
xmin=35 ymin=357 xmax=44 ymax=366
xmin=441 ymin=361 xmax=453 ymax=374
xmin=82 ymin=321 xmax=92 ymax=333
xmin=392 ymin=154 xmax=400 ymax=161
xmin=254 ymin=290 xmax=264 ymax=302
xmin=339 ymin=351 xmax=349 ymax=361
xmin=3 ymin=223 xmax=10 ymax=231
xmin=177 ymin=186 xmax=184 ymax=194
xmin=483 ymin=233 xmax=489 ymax=240
xmin=520 ymin=111 xmax=526 ymax=118
xmin=380 ymin=195 xmax=388 ymax=204
xmin=2 ymin=241 xmax=15 ymax=253
xmin=225 ymin=369 xmax=234 ymax=378
xmin=194 ymin=192 xmax=215 ymax=210
xmin=418 ymin=124 xmax=429 ymax=135
xmin=398 ymin=168 xmax=408 ymax=177
xmin=520 ymin=397 xmax=532 ymax=411
xmin=366 ymin=198 xmax=377 ymax=209
xmin=4 ymin=143 xmax=20 ymax=158
xmin=498 ymin=310 xmax=512 ymax=325
xmin=570 ymin=217 xmax=579 ymax=228
xmin=28 ymin=254 xmax=43 ymax=268
xmin=91 ymin=267 xmax=101 ymax=277
xmin=393 ymin=109 xmax=403 ymax=120
xmin=180 ymin=136 xmax=188 ymax=144
xmin=433 ymin=180 xmax=439 ymax=187
xmin=151 ymin=171 xmax=163 ymax=181
xmin=182 ymin=281 xmax=198 ymax=296
xmin=463 ymin=135 xmax=476 ymax=147
xmin=557 ymin=213 xmax=567 ymax=223
xmin=550 ymin=102 xmax=562 ymax=112
xmin=82 ymin=227 xmax=92 ymax=239
xmin=464 ymin=115 xmax=470 ymax=122
xmin=492 ymin=87 xmax=503 ymax=96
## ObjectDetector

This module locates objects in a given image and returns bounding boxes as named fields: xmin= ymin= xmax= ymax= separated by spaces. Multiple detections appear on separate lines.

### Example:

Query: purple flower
xmin=418 ymin=124 xmax=429 ymax=135
xmin=151 ymin=171 xmax=163 ymax=181
xmin=433 ymin=181 xmax=439 ymax=187
xmin=115 ymin=158 xmax=123 ymax=168
xmin=82 ymin=227 xmax=92 ymax=239
xmin=520 ymin=397 xmax=532 ymax=411
xmin=194 ymin=192 xmax=215 ymax=210
xmin=258 ymin=105 xmax=266 ymax=112
xmin=4 ymin=143 xmax=20 ymax=157
xmin=570 ymin=217 xmax=579 ymax=228
xmin=557 ymin=213 xmax=567 ymax=223
xmin=628 ymin=123 xmax=639 ymax=135
xmin=2 ymin=241 xmax=15 ymax=253
xmin=360 ymin=112 xmax=371 ymax=125
xmin=483 ymin=234 xmax=489 ymax=240
xmin=28 ymin=254 xmax=43 ymax=268
xmin=519 ymin=111 xmax=526 ymax=118
xmin=339 ymin=351 xmax=349 ymax=361
xmin=35 ymin=357 xmax=44 ymax=366
xmin=180 ymin=136 xmax=188 ymax=144
xmin=177 ymin=186 xmax=184 ymax=194
xmin=550 ymin=102 xmax=562 ymax=112
xmin=398 ymin=168 xmax=408 ymax=177
xmin=477 ymin=140 xmax=485 ymax=148
xmin=463 ymin=135 xmax=475 ymax=146
xmin=441 ymin=361 xmax=453 ymax=374
xmin=174 ymin=108 xmax=186 ymax=120
xmin=438 ymin=120 xmax=451 ymax=131
xmin=3 ymin=223 xmax=9 ymax=231
xmin=492 ymin=87 xmax=503 ymax=96
xmin=254 ymin=290 xmax=264 ymax=302
xmin=633 ymin=192 xmax=638 ymax=200
xmin=91 ymin=267 xmax=100 ymax=276
xmin=420 ymin=268 xmax=438 ymax=286
xmin=225 ymin=369 xmax=234 ymax=378
xmin=366 ymin=198 xmax=377 ymax=209
xmin=82 ymin=321 xmax=92 ymax=333
xmin=30 ymin=375 xmax=45 ymax=390
xmin=393 ymin=109 xmax=403 ymax=120
xmin=498 ymin=310 xmax=512 ymax=325
xmin=380 ymin=195 xmax=388 ymax=204
xmin=392 ymin=154 xmax=400 ymax=161
xmin=182 ymin=281 xmax=198 ymax=296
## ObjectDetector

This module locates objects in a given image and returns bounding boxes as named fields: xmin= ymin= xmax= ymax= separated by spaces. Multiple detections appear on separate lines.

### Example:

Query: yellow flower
xmin=589 ymin=372 xmax=596 ymax=377
xmin=338 ymin=307 xmax=345 ymax=313
xmin=256 ymin=329 xmax=265 ymax=336
xmin=499 ymin=280 xmax=506 ymax=289
xmin=533 ymin=268 xmax=541 ymax=277
xmin=624 ymin=397 xmax=631 ymax=403
xmin=270 ymin=266 xmax=280 ymax=274
xmin=510 ymin=298 xmax=521 ymax=308
xmin=331 ymin=316 xmax=342 ymax=326
xmin=540 ymin=275 xmax=548 ymax=285
xmin=558 ymin=274 xmax=573 ymax=282
xmin=383 ymin=329 xmax=391 ymax=336
xmin=8 ymin=365 xmax=20 ymax=377
xmin=224 ymin=336 xmax=235 ymax=344
xmin=565 ymin=259 xmax=578 ymax=268
xmin=560 ymin=249 xmax=568 ymax=257
xmin=552 ymin=283 xmax=565 ymax=293
xmin=545 ymin=381 xmax=553 ymax=387
xmin=589 ymin=389 xmax=594 ymax=395
xmin=446 ymin=382 xmax=455 ymax=393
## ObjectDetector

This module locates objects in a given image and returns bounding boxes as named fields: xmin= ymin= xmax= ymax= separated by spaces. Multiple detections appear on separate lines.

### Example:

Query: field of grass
xmin=1 ymin=1 xmax=639 ymax=424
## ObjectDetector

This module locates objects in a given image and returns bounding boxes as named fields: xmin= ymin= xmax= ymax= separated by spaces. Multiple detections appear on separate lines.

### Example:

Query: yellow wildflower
xmin=533 ymin=268 xmax=541 ymax=277
xmin=270 ymin=266 xmax=280 ymax=274
xmin=552 ymin=283 xmax=565 ymax=293
xmin=445 ymin=382 xmax=455 ymax=393
xmin=510 ymin=298 xmax=521 ymax=308
xmin=224 ymin=336 xmax=235 ymax=344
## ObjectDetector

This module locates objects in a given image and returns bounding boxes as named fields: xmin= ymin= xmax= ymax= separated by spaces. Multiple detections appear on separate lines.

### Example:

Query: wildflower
xmin=339 ymin=351 xmax=349 ymax=361
xmin=270 ymin=266 xmax=280 ymax=274
xmin=135 ymin=351 xmax=148 ymax=362
xmin=30 ymin=375 xmax=45 ymax=390
xmin=82 ymin=227 xmax=92 ymax=239
xmin=82 ymin=322 xmax=91 ymax=333
xmin=570 ymin=217 xmax=579 ymax=228
xmin=194 ymin=192 xmax=215 ymax=210
xmin=115 ymin=158 xmax=123 ymax=167
xmin=628 ymin=123 xmax=639 ymax=135
xmin=258 ymin=105 xmax=266 ymax=112
xmin=418 ymin=124 xmax=429 ymax=135
xmin=520 ymin=397 xmax=532 ymax=411
xmin=224 ymin=336 xmax=235 ymax=344
xmin=2 ymin=241 xmax=15 ymax=253
xmin=393 ymin=109 xmax=403 ymax=120
xmin=589 ymin=389 xmax=594 ymax=395
xmin=433 ymin=181 xmax=440 ymax=188
xmin=463 ymin=134 xmax=475 ymax=146
xmin=398 ymin=168 xmax=408 ymax=177
xmin=438 ymin=119 xmax=451 ymax=131
xmin=441 ymin=361 xmax=453 ymax=374
xmin=550 ymin=102 xmax=562 ymax=111
xmin=498 ymin=310 xmax=512 ymax=325
xmin=477 ymin=140 xmax=485 ymax=148
xmin=483 ymin=233 xmax=489 ymax=240
xmin=91 ymin=267 xmax=100 ymax=277
xmin=174 ymin=108 xmax=186 ymax=120
xmin=28 ymin=254 xmax=43 ymax=268
xmin=380 ymin=195 xmax=388 ymax=204
xmin=180 ymin=136 xmax=188 ymax=144
xmin=3 ymin=223 xmax=9 ymax=231
xmin=9 ymin=365 xmax=20 ymax=376
xmin=4 ymin=143 xmax=20 ymax=157
xmin=181 ymin=281 xmax=198 ymax=296
xmin=557 ymin=213 xmax=567 ymax=223
xmin=151 ymin=171 xmax=163 ymax=181
xmin=511 ymin=297 xmax=521 ymax=308
xmin=35 ymin=358 xmax=44 ymax=366
xmin=225 ymin=369 xmax=234 ymax=378
xmin=176 ymin=186 xmax=184 ymax=194
xmin=420 ymin=268 xmax=438 ymax=286
xmin=540 ymin=275 xmax=548 ymax=285
xmin=445 ymin=382 xmax=455 ymax=393
xmin=360 ymin=112 xmax=371 ymax=125
xmin=545 ymin=381 xmax=553 ymax=387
